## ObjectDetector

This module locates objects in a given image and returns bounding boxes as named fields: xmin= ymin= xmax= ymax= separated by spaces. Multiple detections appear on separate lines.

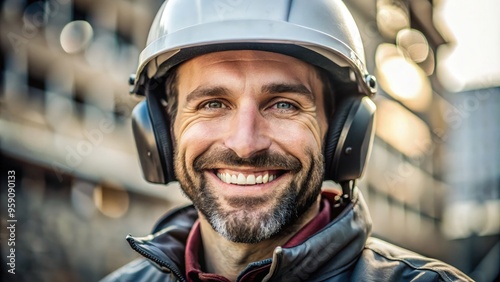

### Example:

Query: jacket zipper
xmin=262 ymin=246 xmax=283 ymax=282
xmin=127 ymin=236 xmax=186 ymax=282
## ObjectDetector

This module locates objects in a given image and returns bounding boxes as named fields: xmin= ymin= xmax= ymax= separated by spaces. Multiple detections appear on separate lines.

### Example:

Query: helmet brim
xmin=132 ymin=20 xmax=376 ymax=96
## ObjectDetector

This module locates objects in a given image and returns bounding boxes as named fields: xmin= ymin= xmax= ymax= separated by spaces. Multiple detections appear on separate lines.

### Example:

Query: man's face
xmin=172 ymin=50 xmax=328 ymax=243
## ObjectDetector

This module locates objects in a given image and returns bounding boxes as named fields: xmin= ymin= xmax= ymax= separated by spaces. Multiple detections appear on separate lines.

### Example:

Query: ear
xmin=131 ymin=82 xmax=176 ymax=184
xmin=323 ymin=96 xmax=376 ymax=182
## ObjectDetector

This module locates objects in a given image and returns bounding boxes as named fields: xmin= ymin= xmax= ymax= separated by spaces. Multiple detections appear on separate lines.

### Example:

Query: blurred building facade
xmin=0 ymin=0 xmax=498 ymax=281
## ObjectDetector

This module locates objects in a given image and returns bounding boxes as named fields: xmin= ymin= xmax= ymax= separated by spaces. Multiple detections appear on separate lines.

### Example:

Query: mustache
xmin=193 ymin=148 xmax=302 ymax=172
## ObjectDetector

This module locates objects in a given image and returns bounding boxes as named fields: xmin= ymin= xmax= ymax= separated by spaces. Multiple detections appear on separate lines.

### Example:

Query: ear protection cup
xmin=131 ymin=80 xmax=176 ymax=184
xmin=324 ymin=96 xmax=376 ymax=183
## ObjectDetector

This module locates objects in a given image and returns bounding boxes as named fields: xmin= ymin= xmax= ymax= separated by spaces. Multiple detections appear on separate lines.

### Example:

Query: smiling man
xmin=102 ymin=0 xmax=472 ymax=281
xmin=172 ymin=51 xmax=328 ymax=280
xmin=175 ymin=51 xmax=326 ymax=245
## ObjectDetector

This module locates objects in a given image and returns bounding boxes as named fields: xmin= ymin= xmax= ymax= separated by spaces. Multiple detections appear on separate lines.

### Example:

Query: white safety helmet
xmin=130 ymin=0 xmax=376 ymax=96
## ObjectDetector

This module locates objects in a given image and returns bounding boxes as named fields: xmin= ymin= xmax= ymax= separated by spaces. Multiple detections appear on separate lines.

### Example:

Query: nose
xmin=224 ymin=103 xmax=272 ymax=159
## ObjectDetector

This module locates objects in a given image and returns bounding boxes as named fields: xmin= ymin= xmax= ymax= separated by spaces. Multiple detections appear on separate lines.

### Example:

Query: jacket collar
xmin=126 ymin=188 xmax=372 ymax=281
xmin=269 ymin=189 xmax=372 ymax=281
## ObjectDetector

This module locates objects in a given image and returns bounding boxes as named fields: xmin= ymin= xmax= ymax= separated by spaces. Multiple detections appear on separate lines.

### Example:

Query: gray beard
xmin=199 ymin=177 xmax=300 ymax=243
xmin=176 ymin=148 xmax=324 ymax=243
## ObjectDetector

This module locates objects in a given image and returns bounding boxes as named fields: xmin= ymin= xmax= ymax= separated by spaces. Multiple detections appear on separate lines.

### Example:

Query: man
xmin=103 ymin=0 xmax=472 ymax=281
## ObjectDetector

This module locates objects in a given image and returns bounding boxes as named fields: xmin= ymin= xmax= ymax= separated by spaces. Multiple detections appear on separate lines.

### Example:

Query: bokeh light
xmin=376 ymin=1 xmax=409 ymax=39
xmin=396 ymin=29 xmax=429 ymax=63
xmin=375 ymin=44 xmax=432 ymax=112
xmin=60 ymin=20 xmax=94 ymax=54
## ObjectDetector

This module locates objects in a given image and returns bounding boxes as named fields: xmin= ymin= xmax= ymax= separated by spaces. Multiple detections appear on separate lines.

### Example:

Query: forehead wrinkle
xmin=193 ymin=52 xmax=304 ymax=66
xmin=202 ymin=58 xmax=289 ymax=66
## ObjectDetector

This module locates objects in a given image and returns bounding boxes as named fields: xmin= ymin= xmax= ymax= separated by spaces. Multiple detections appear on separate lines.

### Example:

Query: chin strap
xmin=334 ymin=180 xmax=356 ymax=208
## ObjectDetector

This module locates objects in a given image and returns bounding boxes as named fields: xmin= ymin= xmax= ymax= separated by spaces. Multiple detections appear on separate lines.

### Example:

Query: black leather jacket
xmin=101 ymin=190 xmax=472 ymax=281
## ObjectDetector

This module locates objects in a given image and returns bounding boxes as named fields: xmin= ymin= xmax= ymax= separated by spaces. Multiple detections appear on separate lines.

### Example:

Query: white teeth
xmin=216 ymin=172 xmax=277 ymax=185
xmin=237 ymin=174 xmax=246 ymax=184
xmin=256 ymin=175 xmax=263 ymax=184
xmin=246 ymin=175 xmax=256 ymax=185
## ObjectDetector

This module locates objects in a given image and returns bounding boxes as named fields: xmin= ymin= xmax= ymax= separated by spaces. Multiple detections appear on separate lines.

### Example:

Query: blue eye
xmin=204 ymin=101 xmax=227 ymax=109
xmin=275 ymin=102 xmax=294 ymax=109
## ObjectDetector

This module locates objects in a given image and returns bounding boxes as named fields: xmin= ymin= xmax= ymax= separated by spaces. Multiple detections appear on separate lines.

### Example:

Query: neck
xmin=199 ymin=197 xmax=321 ymax=281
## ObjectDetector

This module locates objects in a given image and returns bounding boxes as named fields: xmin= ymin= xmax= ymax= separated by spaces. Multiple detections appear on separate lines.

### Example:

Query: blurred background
xmin=0 ymin=0 xmax=498 ymax=281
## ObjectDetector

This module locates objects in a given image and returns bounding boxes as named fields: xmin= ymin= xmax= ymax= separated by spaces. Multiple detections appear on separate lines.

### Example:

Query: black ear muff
xmin=131 ymin=80 xmax=176 ymax=184
xmin=324 ymin=96 xmax=376 ymax=183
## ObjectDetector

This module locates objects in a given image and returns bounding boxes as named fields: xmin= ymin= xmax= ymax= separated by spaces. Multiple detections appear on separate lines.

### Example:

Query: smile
xmin=215 ymin=170 xmax=282 ymax=185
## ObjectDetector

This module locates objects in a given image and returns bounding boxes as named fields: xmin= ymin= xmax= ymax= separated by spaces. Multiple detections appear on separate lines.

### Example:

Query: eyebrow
xmin=261 ymin=83 xmax=314 ymax=101
xmin=186 ymin=86 xmax=230 ymax=104
xmin=261 ymin=83 xmax=313 ymax=97
xmin=185 ymin=82 xmax=314 ymax=104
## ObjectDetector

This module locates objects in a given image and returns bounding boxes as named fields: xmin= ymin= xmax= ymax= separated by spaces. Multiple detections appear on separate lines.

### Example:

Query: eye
xmin=203 ymin=100 xmax=227 ymax=109
xmin=273 ymin=101 xmax=295 ymax=110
